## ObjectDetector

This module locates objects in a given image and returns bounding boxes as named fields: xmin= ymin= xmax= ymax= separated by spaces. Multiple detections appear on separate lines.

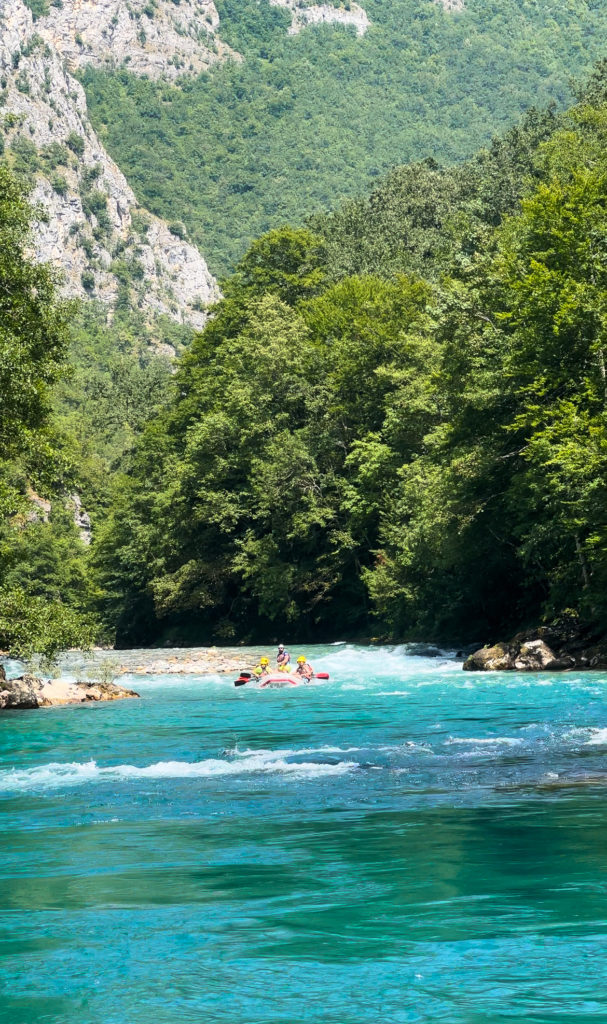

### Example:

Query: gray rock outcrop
xmin=269 ymin=0 xmax=370 ymax=36
xmin=36 ymin=0 xmax=237 ymax=82
xmin=1 ymin=0 xmax=220 ymax=327
xmin=463 ymin=617 xmax=607 ymax=671
xmin=463 ymin=638 xmax=574 ymax=672
xmin=0 ymin=667 xmax=140 ymax=708
xmin=433 ymin=0 xmax=465 ymax=12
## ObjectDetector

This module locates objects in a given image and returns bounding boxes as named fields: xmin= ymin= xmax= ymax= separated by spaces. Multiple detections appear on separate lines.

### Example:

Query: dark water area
xmin=2 ymin=645 xmax=607 ymax=1023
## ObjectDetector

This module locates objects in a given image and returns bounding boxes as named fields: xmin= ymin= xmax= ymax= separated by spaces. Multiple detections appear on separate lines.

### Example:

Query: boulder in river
xmin=0 ymin=666 xmax=140 ymax=709
xmin=463 ymin=639 xmax=574 ymax=672
xmin=463 ymin=615 xmax=605 ymax=671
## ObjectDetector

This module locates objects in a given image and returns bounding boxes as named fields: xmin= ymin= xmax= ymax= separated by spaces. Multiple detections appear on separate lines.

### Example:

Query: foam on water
xmin=585 ymin=728 xmax=607 ymax=745
xmin=317 ymin=643 xmax=460 ymax=679
xmin=445 ymin=736 xmax=523 ymax=746
xmin=0 ymin=751 xmax=358 ymax=793
xmin=227 ymin=744 xmax=363 ymax=757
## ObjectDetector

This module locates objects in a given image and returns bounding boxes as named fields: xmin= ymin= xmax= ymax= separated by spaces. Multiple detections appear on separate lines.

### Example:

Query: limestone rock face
xmin=0 ymin=0 xmax=220 ymax=327
xmin=69 ymin=493 xmax=91 ymax=545
xmin=35 ymin=0 xmax=236 ymax=82
xmin=0 ymin=0 xmax=372 ymax=327
xmin=0 ymin=672 xmax=140 ymax=708
xmin=269 ymin=0 xmax=370 ymax=36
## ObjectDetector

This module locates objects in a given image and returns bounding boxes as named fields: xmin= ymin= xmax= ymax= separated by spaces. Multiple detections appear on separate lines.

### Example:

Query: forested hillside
xmin=0 ymin=163 xmax=189 ymax=658
xmin=6 ymin=57 xmax=607 ymax=654
xmin=0 ymin=166 xmax=97 ymax=659
xmin=83 ymin=0 xmax=607 ymax=273
xmin=86 ymin=67 xmax=607 ymax=646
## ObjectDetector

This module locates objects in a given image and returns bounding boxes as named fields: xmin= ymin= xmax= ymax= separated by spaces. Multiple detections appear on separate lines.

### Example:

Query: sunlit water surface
xmin=2 ymin=644 xmax=607 ymax=1023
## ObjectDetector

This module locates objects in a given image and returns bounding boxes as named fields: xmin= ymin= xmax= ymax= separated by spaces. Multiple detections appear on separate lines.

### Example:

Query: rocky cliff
xmin=0 ymin=0 xmax=374 ymax=326
xmin=0 ymin=0 xmax=220 ymax=326
xmin=269 ymin=0 xmax=370 ymax=37
xmin=33 ymin=0 xmax=237 ymax=82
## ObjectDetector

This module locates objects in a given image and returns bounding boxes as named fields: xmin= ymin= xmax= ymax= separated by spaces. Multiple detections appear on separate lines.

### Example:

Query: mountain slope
xmin=90 ymin=72 xmax=607 ymax=646
xmin=83 ymin=0 xmax=607 ymax=274
xmin=0 ymin=0 xmax=219 ymax=325
xmin=31 ymin=0 xmax=236 ymax=81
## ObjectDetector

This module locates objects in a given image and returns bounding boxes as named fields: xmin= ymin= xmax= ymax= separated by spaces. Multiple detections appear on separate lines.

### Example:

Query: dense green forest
xmin=0 ymin=178 xmax=191 ymax=657
xmin=6 ymin=65 xmax=607 ymax=653
xmin=86 ymin=67 xmax=607 ymax=646
xmin=82 ymin=0 xmax=607 ymax=274
xmin=0 ymin=165 xmax=96 ymax=658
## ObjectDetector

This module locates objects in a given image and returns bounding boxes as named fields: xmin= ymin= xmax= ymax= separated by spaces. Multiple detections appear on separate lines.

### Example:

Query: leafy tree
xmin=0 ymin=164 xmax=96 ymax=658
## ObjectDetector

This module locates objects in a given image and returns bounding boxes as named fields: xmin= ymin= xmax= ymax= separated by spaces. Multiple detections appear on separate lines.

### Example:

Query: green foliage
xmin=0 ymin=163 xmax=98 ymax=658
xmin=10 ymin=135 xmax=40 ymax=176
xmin=82 ymin=0 xmax=607 ymax=273
xmin=51 ymin=301 xmax=186 ymax=524
xmin=91 ymin=74 xmax=607 ymax=644
xmin=22 ymin=0 xmax=50 ymax=21
xmin=50 ymin=172 xmax=68 ymax=196
xmin=0 ymin=164 xmax=71 ymax=465
xmin=168 ymin=221 xmax=187 ymax=240
xmin=66 ymin=131 xmax=85 ymax=156
xmin=9 ymin=34 xmax=607 ymax=648
xmin=40 ymin=142 xmax=70 ymax=170
xmin=93 ymin=230 xmax=433 ymax=643
xmin=362 ymin=93 xmax=607 ymax=639
xmin=312 ymin=106 xmax=559 ymax=282
xmin=223 ymin=227 xmax=327 ymax=304
xmin=0 ymin=586 xmax=95 ymax=659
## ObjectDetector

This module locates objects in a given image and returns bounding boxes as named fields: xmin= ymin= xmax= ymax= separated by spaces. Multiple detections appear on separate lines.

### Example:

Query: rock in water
xmin=463 ymin=642 xmax=518 ymax=672
xmin=463 ymin=626 xmax=581 ymax=672
xmin=513 ymin=639 xmax=573 ymax=671
xmin=0 ymin=671 xmax=140 ymax=709
xmin=0 ymin=673 xmax=49 ymax=709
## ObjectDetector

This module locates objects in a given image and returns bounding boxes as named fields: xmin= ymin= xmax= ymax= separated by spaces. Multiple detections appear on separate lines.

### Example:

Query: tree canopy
xmin=90 ymin=75 xmax=607 ymax=645
xmin=0 ymin=165 xmax=96 ymax=658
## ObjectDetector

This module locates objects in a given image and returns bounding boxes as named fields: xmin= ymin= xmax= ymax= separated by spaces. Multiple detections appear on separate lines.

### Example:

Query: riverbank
xmin=117 ymin=648 xmax=253 ymax=676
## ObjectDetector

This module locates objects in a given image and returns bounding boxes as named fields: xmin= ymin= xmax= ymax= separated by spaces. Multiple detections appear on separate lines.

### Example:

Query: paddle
xmin=234 ymin=670 xmax=253 ymax=687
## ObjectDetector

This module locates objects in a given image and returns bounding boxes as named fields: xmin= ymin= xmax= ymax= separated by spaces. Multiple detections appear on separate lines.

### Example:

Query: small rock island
xmin=0 ymin=665 xmax=139 ymax=710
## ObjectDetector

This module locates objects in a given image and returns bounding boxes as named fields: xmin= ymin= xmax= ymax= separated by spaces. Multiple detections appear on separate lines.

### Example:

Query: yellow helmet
xmin=260 ymin=657 xmax=269 ymax=665
xmin=297 ymin=656 xmax=306 ymax=663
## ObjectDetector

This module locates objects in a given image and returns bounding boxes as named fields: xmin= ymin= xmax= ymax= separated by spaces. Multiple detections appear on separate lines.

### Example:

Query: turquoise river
xmin=2 ymin=644 xmax=607 ymax=1023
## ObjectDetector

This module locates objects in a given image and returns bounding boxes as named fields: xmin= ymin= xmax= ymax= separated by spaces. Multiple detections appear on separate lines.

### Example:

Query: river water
xmin=2 ymin=644 xmax=607 ymax=1023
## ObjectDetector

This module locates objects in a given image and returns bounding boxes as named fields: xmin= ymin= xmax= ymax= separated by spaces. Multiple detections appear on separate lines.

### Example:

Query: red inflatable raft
xmin=234 ymin=671 xmax=329 ymax=687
